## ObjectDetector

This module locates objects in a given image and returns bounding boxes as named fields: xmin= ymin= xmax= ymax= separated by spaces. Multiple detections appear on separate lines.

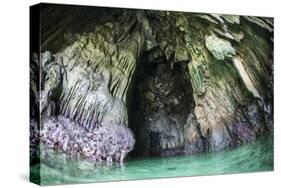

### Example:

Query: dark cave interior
xmin=128 ymin=47 xmax=195 ymax=157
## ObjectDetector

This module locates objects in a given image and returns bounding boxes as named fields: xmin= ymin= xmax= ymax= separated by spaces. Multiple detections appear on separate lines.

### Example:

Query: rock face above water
xmin=30 ymin=4 xmax=273 ymax=162
xmin=35 ymin=115 xmax=134 ymax=162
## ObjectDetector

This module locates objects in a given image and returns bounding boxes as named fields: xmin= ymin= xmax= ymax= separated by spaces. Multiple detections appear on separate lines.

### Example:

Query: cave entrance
xmin=128 ymin=48 xmax=194 ymax=157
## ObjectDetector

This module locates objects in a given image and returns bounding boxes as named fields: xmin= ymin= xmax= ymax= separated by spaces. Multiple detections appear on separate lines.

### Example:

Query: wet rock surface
xmin=30 ymin=4 xmax=273 ymax=163
xmin=30 ymin=115 xmax=134 ymax=163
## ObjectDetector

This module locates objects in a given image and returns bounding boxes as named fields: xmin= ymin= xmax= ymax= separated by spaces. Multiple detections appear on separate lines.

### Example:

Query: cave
xmin=128 ymin=47 xmax=195 ymax=157
xmin=28 ymin=4 xmax=276 ymax=186
xmin=30 ymin=5 xmax=274 ymax=185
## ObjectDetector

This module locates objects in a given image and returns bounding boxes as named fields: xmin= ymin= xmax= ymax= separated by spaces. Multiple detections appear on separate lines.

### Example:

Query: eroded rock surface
xmin=30 ymin=5 xmax=273 ymax=162
xmin=37 ymin=116 xmax=134 ymax=163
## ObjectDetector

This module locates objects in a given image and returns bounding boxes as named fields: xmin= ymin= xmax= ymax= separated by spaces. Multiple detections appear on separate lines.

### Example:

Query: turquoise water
xmin=30 ymin=134 xmax=273 ymax=185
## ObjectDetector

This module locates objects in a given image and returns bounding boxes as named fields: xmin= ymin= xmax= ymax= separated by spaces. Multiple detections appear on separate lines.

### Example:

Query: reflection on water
xmin=30 ymin=134 xmax=273 ymax=185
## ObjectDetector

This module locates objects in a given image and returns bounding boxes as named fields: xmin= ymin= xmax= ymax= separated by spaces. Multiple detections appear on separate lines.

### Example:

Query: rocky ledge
xmin=30 ymin=4 xmax=273 ymax=163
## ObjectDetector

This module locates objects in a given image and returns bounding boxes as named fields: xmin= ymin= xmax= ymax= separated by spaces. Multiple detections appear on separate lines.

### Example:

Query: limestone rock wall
xmin=129 ymin=11 xmax=273 ymax=155
xmin=30 ymin=4 xmax=273 ymax=161
xmin=181 ymin=13 xmax=273 ymax=152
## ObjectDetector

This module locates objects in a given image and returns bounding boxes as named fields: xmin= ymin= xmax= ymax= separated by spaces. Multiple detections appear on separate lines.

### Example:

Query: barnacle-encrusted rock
xmin=39 ymin=116 xmax=135 ymax=163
